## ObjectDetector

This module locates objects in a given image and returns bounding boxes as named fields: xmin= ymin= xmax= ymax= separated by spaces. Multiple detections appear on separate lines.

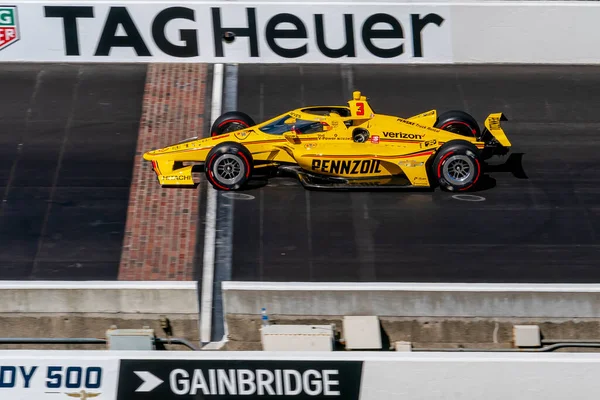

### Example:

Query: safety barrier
xmin=0 ymin=281 xmax=199 ymax=314
xmin=1 ymin=1 xmax=600 ymax=63
xmin=0 ymin=281 xmax=201 ymax=348
xmin=1 ymin=350 xmax=600 ymax=400
xmin=222 ymin=281 xmax=600 ymax=318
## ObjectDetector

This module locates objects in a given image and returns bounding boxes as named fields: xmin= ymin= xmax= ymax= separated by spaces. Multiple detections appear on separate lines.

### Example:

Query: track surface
xmin=2 ymin=63 xmax=599 ymax=283
xmin=0 ymin=64 xmax=146 ymax=280
xmin=230 ymin=65 xmax=600 ymax=283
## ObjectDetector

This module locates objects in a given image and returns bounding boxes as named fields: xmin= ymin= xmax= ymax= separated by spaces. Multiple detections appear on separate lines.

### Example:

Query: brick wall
xmin=119 ymin=64 xmax=208 ymax=280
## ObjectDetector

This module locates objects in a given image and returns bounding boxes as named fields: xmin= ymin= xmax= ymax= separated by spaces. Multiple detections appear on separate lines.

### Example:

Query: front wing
xmin=149 ymin=160 xmax=196 ymax=186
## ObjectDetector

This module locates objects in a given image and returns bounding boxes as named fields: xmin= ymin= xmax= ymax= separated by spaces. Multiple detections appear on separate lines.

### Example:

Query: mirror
xmin=284 ymin=131 xmax=298 ymax=142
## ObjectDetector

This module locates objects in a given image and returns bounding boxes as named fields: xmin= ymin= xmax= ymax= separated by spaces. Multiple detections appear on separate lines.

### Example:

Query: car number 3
xmin=356 ymin=102 xmax=365 ymax=116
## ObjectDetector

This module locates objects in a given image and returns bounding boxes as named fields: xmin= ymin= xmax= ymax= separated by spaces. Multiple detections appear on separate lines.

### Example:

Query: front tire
xmin=431 ymin=140 xmax=482 ymax=192
xmin=435 ymin=110 xmax=480 ymax=139
xmin=205 ymin=142 xmax=253 ymax=190
xmin=210 ymin=111 xmax=255 ymax=137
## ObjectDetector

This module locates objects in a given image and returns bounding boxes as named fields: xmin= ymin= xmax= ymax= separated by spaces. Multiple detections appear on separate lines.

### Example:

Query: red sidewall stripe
xmin=459 ymin=158 xmax=481 ymax=191
xmin=436 ymin=151 xmax=454 ymax=178
xmin=213 ymin=119 xmax=249 ymax=136
xmin=237 ymin=151 xmax=251 ymax=178
xmin=207 ymin=149 xmax=251 ymax=189
xmin=207 ymin=153 xmax=230 ymax=190
xmin=440 ymin=120 xmax=476 ymax=136
xmin=218 ymin=119 xmax=248 ymax=128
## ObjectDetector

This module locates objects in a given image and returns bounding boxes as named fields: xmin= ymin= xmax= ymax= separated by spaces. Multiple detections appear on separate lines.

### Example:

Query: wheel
xmin=434 ymin=110 xmax=480 ymax=139
xmin=205 ymin=142 xmax=253 ymax=190
xmin=431 ymin=140 xmax=482 ymax=192
xmin=353 ymin=127 xmax=370 ymax=143
xmin=210 ymin=111 xmax=255 ymax=137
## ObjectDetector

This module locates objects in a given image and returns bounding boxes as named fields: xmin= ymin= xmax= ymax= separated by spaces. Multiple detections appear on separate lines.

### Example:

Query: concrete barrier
xmin=222 ymin=281 xmax=600 ymax=318
xmin=0 ymin=281 xmax=199 ymax=314
xmin=221 ymin=282 xmax=600 ymax=350
xmin=0 ymin=281 xmax=200 ymax=350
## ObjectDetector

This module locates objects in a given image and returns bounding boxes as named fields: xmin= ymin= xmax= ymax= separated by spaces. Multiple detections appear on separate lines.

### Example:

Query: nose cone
xmin=143 ymin=150 xmax=156 ymax=161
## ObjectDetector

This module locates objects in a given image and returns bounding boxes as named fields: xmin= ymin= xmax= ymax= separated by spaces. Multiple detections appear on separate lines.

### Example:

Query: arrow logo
xmin=134 ymin=371 xmax=164 ymax=392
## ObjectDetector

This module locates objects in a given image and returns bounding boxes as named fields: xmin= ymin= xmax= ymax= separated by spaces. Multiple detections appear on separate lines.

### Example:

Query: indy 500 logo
xmin=0 ymin=6 xmax=19 ymax=51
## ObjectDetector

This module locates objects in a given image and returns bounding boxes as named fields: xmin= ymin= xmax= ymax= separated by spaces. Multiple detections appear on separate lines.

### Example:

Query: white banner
xmin=3 ymin=350 xmax=600 ymax=400
xmin=2 ymin=1 xmax=600 ymax=63
xmin=0 ymin=2 xmax=454 ymax=63
xmin=0 ymin=353 xmax=119 ymax=400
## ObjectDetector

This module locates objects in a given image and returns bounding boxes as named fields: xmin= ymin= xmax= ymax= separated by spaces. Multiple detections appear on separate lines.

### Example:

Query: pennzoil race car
xmin=143 ymin=91 xmax=512 ymax=191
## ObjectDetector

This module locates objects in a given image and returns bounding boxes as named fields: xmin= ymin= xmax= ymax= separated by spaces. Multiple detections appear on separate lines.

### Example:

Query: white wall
xmin=1 ymin=1 xmax=599 ymax=64
xmin=2 ymin=350 xmax=600 ymax=400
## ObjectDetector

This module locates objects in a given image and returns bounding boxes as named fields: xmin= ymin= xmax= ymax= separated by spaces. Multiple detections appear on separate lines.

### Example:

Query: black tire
xmin=210 ymin=111 xmax=255 ymax=137
xmin=434 ymin=110 xmax=481 ymax=139
xmin=205 ymin=142 xmax=253 ymax=190
xmin=353 ymin=127 xmax=370 ymax=143
xmin=431 ymin=140 xmax=482 ymax=192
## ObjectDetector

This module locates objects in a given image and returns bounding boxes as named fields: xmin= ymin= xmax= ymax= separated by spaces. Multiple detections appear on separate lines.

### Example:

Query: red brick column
xmin=118 ymin=64 xmax=208 ymax=281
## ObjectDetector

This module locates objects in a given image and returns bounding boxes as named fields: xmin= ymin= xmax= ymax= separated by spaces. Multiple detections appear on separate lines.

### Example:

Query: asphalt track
xmin=229 ymin=64 xmax=600 ymax=283
xmin=2 ymin=63 xmax=599 ymax=284
xmin=0 ymin=63 xmax=146 ymax=280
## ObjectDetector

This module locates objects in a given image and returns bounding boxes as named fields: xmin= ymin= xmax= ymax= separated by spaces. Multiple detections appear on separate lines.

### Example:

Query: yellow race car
xmin=143 ymin=91 xmax=512 ymax=191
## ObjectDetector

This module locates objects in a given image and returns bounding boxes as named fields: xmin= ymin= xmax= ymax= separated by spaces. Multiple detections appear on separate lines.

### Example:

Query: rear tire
xmin=435 ymin=110 xmax=480 ymax=139
xmin=205 ymin=142 xmax=253 ymax=190
xmin=210 ymin=111 xmax=255 ymax=136
xmin=352 ymin=127 xmax=370 ymax=143
xmin=431 ymin=140 xmax=482 ymax=192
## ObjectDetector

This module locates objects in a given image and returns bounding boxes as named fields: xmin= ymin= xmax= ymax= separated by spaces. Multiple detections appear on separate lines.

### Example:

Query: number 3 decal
xmin=356 ymin=102 xmax=365 ymax=116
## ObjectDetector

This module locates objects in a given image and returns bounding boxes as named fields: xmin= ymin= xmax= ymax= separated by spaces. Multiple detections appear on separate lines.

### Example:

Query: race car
xmin=143 ymin=91 xmax=512 ymax=191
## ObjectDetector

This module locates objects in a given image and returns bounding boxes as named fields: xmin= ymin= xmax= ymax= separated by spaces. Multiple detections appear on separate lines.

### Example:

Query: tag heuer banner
xmin=0 ymin=6 xmax=19 ymax=51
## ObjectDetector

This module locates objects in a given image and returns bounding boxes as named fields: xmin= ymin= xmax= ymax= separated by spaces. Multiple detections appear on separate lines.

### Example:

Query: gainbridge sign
xmin=114 ymin=358 xmax=363 ymax=400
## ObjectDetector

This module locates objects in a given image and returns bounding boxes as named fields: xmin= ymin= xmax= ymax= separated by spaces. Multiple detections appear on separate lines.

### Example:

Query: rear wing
xmin=482 ymin=112 xmax=511 ymax=148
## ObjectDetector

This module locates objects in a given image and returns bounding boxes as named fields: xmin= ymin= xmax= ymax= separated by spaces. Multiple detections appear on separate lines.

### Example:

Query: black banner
xmin=116 ymin=359 xmax=363 ymax=400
